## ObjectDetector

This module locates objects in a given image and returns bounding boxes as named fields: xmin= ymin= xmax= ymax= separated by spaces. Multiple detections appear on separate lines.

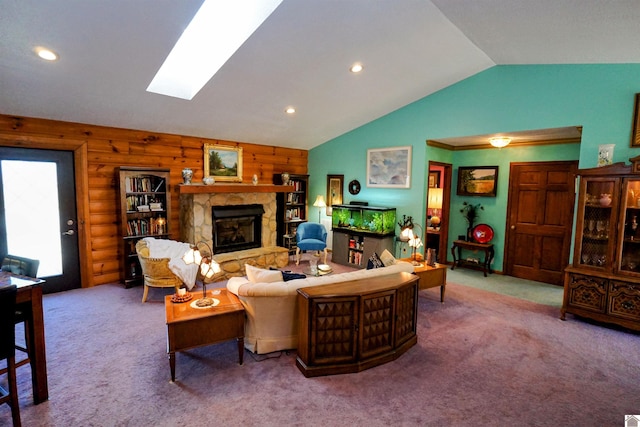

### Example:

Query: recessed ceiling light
xmin=35 ymin=47 xmax=58 ymax=61
xmin=147 ymin=0 xmax=283 ymax=100
xmin=350 ymin=63 xmax=363 ymax=73
xmin=285 ymin=107 xmax=296 ymax=114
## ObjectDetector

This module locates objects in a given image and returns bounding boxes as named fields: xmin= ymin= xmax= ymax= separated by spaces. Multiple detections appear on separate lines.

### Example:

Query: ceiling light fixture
xmin=350 ymin=63 xmax=363 ymax=73
xmin=147 ymin=0 xmax=283 ymax=100
xmin=35 ymin=47 xmax=58 ymax=61
xmin=285 ymin=107 xmax=296 ymax=114
xmin=490 ymin=137 xmax=511 ymax=148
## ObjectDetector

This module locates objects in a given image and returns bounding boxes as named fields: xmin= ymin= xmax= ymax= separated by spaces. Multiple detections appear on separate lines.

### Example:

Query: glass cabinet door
xmin=578 ymin=178 xmax=617 ymax=270
xmin=618 ymin=178 xmax=640 ymax=276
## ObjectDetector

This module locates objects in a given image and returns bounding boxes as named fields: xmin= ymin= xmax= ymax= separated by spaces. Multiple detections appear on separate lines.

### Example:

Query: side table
xmin=450 ymin=240 xmax=495 ymax=277
xmin=165 ymin=288 xmax=245 ymax=381
xmin=399 ymin=258 xmax=448 ymax=302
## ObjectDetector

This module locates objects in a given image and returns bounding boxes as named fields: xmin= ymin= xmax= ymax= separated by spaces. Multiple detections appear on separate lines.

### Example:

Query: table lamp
xmin=398 ymin=215 xmax=414 ymax=242
xmin=428 ymin=187 xmax=443 ymax=228
xmin=182 ymin=241 xmax=222 ymax=307
xmin=407 ymin=223 xmax=424 ymax=266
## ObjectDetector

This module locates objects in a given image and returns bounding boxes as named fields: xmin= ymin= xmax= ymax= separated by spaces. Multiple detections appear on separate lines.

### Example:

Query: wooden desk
xmin=399 ymin=258 xmax=448 ymax=302
xmin=165 ymin=288 xmax=245 ymax=382
xmin=0 ymin=271 xmax=48 ymax=404
xmin=451 ymin=240 xmax=495 ymax=277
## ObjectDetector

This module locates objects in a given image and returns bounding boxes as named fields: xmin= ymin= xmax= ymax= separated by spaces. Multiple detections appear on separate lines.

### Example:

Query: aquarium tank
xmin=331 ymin=204 xmax=396 ymax=235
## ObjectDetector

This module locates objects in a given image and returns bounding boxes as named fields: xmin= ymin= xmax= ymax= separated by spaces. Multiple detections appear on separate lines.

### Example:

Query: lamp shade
xmin=313 ymin=195 xmax=326 ymax=208
xmin=490 ymin=137 xmax=511 ymax=148
xmin=427 ymin=188 xmax=443 ymax=210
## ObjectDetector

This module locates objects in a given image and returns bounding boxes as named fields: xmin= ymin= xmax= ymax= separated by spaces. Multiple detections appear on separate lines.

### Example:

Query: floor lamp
xmin=313 ymin=195 xmax=326 ymax=223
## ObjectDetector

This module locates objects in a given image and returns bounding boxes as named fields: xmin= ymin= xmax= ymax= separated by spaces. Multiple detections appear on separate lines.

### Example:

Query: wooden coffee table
xmin=165 ymin=288 xmax=245 ymax=381
xmin=400 ymin=258 xmax=448 ymax=302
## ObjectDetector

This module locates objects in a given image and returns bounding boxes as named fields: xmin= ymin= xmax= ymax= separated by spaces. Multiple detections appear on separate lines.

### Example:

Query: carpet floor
xmin=1 ymin=257 xmax=639 ymax=426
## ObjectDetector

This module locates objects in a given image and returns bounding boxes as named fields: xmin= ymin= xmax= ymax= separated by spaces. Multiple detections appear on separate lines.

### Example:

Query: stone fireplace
xmin=179 ymin=184 xmax=291 ymax=278
xmin=180 ymin=190 xmax=277 ymax=248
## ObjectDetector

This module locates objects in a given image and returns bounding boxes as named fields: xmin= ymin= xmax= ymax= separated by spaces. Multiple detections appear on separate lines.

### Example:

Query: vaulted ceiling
xmin=1 ymin=0 xmax=639 ymax=150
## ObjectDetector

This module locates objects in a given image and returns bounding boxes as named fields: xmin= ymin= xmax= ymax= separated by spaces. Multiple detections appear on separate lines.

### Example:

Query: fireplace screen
xmin=211 ymin=204 xmax=264 ymax=254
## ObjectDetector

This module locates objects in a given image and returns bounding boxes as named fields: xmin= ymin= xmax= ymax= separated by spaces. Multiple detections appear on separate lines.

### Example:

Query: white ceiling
xmin=1 ymin=0 xmax=639 ymax=150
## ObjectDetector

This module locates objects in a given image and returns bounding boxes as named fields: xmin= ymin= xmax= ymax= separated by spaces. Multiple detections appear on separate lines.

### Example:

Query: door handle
xmin=511 ymin=225 xmax=515 ymax=230
xmin=63 ymin=230 xmax=75 ymax=236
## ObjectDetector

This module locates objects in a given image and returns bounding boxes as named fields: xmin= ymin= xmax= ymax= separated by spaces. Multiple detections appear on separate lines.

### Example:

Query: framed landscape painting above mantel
xmin=204 ymin=144 xmax=243 ymax=182
xmin=457 ymin=166 xmax=498 ymax=197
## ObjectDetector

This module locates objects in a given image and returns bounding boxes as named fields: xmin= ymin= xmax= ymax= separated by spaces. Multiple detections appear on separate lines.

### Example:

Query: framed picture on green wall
xmin=631 ymin=93 xmax=640 ymax=147
xmin=366 ymin=146 xmax=411 ymax=189
xmin=457 ymin=166 xmax=498 ymax=197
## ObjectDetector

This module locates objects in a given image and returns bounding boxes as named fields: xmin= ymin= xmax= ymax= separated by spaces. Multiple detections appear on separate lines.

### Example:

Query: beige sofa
xmin=226 ymin=261 xmax=414 ymax=354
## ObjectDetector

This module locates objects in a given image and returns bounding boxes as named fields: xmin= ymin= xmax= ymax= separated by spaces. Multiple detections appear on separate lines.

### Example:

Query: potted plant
xmin=460 ymin=202 xmax=483 ymax=241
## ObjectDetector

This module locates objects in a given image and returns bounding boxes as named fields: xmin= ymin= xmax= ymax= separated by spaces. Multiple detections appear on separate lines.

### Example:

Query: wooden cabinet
xmin=561 ymin=161 xmax=640 ymax=331
xmin=273 ymin=173 xmax=308 ymax=253
xmin=332 ymin=230 xmax=395 ymax=268
xmin=296 ymin=272 xmax=419 ymax=377
xmin=117 ymin=167 xmax=170 ymax=288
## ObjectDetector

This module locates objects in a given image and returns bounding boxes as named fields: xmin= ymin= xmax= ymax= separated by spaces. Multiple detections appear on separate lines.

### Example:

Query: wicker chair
xmin=136 ymin=240 xmax=183 ymax=303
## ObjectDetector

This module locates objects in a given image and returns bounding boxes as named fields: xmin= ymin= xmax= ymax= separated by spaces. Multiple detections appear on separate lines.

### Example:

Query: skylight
xmin=147 ymin=0 xmax=283 ymax=100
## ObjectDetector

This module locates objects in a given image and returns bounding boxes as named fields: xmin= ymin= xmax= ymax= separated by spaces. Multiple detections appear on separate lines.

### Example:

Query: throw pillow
xmin=245 ymin=264 xmax=283 ymax=283
xmin=367 ymin=252 xmax=384 ymax=270
xmin=270 ymin=267 xmax=307 ymax=281
xmin=379 ymin=249 xmax=397 ymax=267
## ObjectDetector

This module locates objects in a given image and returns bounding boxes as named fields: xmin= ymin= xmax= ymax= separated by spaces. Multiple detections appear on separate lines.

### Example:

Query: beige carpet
xmin=2 ymin=269 xmax=638 ymax=426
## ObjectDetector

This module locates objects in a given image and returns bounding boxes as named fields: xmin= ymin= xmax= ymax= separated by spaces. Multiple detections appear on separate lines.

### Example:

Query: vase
xmin=252 ymin=174 xmax=259 ymax=185
xmin=281 ymin=172 xmax=290 ymax=185
xmin=599 ymin=193 xmax=612 ymax=207
xmin=182 ymin=168 xmax=193 ymax=185
xmin=467 ymin=224 xmax=474 ymax=242
xmin=202 ymin=176 xmax=215 ymax=185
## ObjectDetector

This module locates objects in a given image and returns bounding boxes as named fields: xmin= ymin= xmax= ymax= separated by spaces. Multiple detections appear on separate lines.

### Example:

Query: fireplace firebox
xmin=211 ymin=204 xmax=264 ymax=254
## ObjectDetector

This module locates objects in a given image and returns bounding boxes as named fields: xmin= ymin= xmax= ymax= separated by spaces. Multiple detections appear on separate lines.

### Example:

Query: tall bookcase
xmin=117 ymin=166 xmax=171 ymax=288
xmin=273 ymin=173 xmax=309 ymax=254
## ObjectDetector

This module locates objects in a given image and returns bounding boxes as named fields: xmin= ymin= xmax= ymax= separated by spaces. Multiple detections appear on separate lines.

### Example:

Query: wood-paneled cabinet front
xmin=296 ymin=272 xmax=418 ymax=377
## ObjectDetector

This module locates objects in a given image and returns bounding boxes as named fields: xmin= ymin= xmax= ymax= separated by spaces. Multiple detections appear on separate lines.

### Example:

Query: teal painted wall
xmin=309 ymin=64 xmax=640 ymax=271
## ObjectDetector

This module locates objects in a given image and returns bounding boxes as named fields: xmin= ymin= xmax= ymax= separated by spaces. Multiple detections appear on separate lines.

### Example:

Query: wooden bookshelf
xmin=117 ymin=166 xmax=170 ymax=288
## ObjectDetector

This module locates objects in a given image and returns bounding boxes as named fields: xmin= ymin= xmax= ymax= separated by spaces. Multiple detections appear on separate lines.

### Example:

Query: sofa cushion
xmin=246 ymin=264 xmax=283 ymax=284
xmin=270 ymin=268 xmax=307 ymax=282
xmin=380 ymin=249 xmax=397 ymax=266
xmin=366 ymin=252 xmax=384 ymax=269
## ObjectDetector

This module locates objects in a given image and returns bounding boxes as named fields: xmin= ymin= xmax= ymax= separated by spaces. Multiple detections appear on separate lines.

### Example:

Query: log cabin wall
xmin=0 ymin=114 xmax=308 ymax=287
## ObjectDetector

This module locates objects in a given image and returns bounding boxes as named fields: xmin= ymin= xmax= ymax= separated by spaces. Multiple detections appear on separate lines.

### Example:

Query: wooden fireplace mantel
xmin=178 ymin=183 xmax=294 ymax=194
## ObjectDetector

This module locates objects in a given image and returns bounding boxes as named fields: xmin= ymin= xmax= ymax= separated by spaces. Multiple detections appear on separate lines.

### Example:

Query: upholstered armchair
xmin=1 ymin=255 xmax=39 ymax=278
xmin=136 ymin=240 xmax=183 ymax=303
xmin=295 ymin=222 xmax=328 ymax=265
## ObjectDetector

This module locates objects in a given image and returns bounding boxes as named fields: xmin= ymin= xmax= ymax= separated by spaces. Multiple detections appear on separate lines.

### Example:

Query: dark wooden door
xmin=505 ymin=161 xmax=578 ymax=285
xmin=0 ymin=147 xmax=80 ymax=293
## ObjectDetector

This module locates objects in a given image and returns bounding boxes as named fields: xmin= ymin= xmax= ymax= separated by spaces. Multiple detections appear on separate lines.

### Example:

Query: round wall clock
xmin=348 ymin=179 xmax=361 ymax=195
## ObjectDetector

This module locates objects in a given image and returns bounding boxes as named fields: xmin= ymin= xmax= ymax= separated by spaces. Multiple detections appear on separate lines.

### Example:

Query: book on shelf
xmin=125 ymin=176 xmax=165 ymax=193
